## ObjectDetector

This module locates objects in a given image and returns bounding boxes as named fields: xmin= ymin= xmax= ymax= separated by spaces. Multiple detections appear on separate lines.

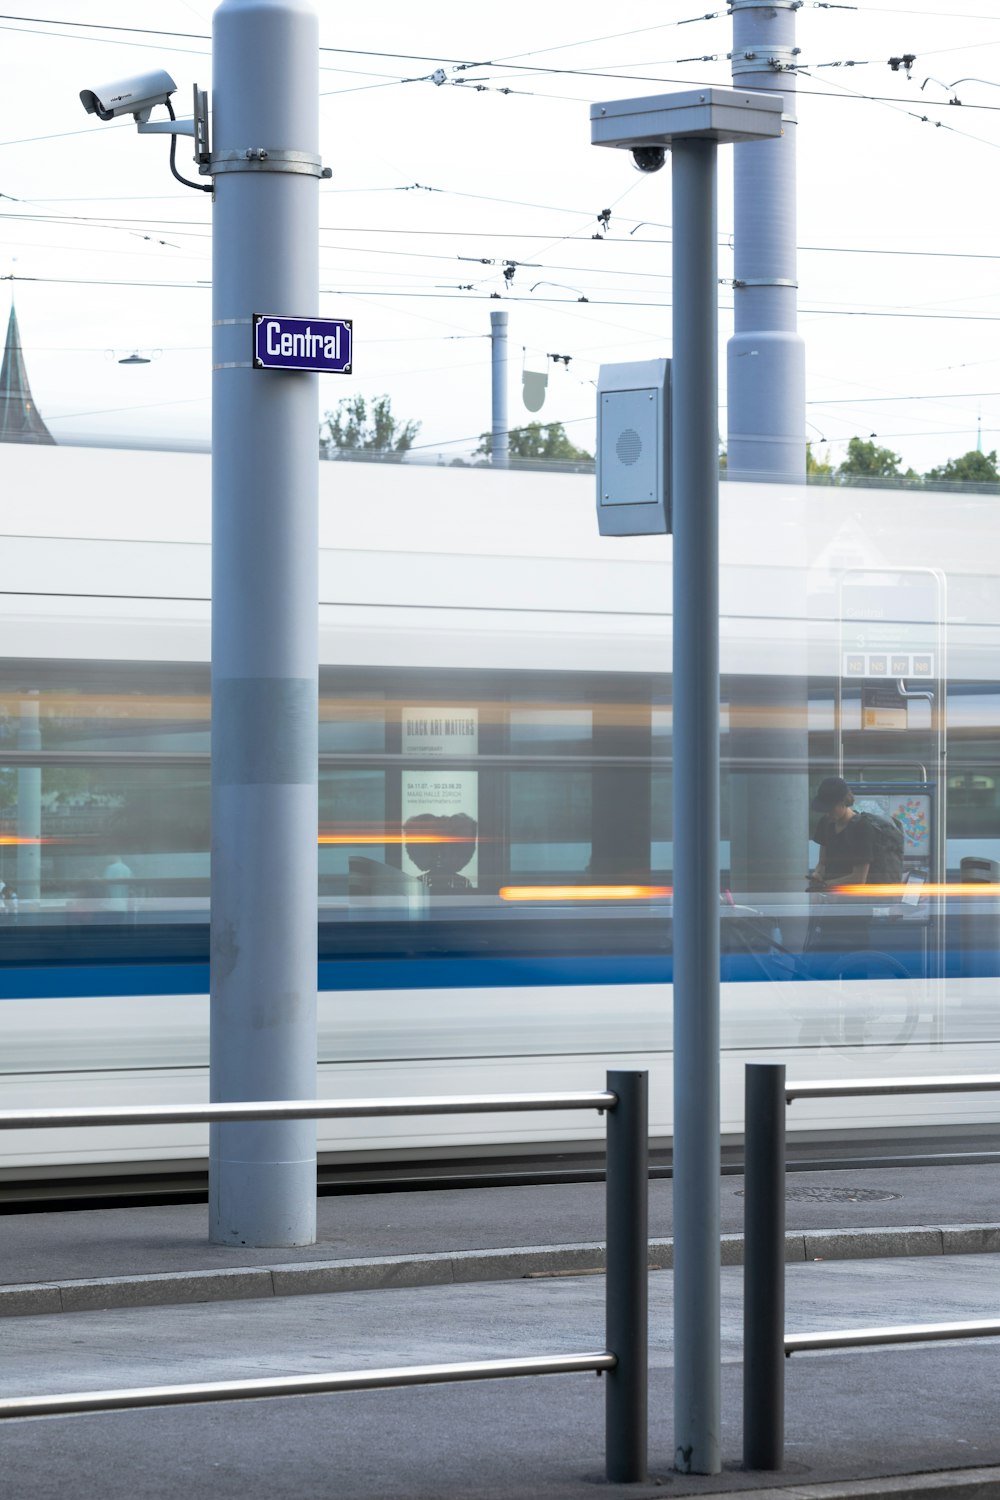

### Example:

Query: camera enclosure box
xmin=596 ymin=359 xmax=671 ymax=536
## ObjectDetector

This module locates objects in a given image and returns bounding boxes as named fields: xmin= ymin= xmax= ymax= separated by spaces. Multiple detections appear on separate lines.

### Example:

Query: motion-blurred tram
xmin=2 ymin=442 xmax=1000 ymax=1177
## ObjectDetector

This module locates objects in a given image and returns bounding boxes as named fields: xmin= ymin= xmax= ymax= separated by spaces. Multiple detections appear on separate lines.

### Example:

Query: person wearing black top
xmin=807 ymin=776 xmax=874 ymax=955
xmin=809 ymin=777 xmax=874 ymax=890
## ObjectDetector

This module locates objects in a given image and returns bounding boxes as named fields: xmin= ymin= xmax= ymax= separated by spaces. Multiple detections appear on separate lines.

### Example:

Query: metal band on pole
xmin=743 ymin=1062 xmax=786 ymax=1471
xmin=605 ymin=1070 xmax=649 ymax=1483
xmin=207 ymin=147 xmax=331 ymax=177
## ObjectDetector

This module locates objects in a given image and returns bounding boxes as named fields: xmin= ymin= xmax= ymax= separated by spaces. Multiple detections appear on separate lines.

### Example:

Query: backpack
xmin=856 ymin=811 xmax=904 ymax=884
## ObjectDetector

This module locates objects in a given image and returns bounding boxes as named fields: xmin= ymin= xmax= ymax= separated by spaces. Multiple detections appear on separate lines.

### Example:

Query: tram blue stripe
xmin=0 ymin=947 xmax=986 ymax=1000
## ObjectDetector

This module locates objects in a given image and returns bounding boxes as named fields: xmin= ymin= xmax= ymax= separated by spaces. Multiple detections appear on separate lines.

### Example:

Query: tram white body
xmin=1 ymin=443 xmax=998 ymax=1175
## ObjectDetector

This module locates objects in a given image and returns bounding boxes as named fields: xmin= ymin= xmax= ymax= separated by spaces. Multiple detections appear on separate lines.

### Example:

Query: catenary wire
xmin=7 ymin=272 xmax=1000 ymax=325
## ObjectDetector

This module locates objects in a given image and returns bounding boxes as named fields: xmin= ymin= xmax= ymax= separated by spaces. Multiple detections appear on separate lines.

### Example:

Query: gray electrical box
xmin=596 ymin=359 xmax=671 ymax=535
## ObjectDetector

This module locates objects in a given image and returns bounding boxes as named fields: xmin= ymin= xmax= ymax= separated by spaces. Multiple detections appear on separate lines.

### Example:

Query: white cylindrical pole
xmin=490 ymin=310 xmax=509 ymax=468
xmin=727 ymin=0 xmax=805 ymax=482
xmin=209 ymin=0 xmax=319 ymax=1247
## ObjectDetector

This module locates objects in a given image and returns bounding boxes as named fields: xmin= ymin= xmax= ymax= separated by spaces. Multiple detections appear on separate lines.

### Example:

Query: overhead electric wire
xmin=8 ymin=271 xmax=1000 ymax=328
xmin=796 ymin=65 xmax=1000 ymax=149
xmin=0 ymin=19 xmax=210 ymax=56
xmin=6 ymin=203 xmax=1000 ymax=268
xmin=3 ymin=13 xmax=1000 ymax=116
xmin=487 ymin=14 xmax=727 ymax=67
xmin=808 ymin=390 xmax=1000 ymax=405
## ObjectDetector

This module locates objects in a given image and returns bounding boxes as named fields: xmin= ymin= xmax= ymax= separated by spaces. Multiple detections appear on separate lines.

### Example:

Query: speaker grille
xmin=616 ymin=427 xmax=642 ymax=466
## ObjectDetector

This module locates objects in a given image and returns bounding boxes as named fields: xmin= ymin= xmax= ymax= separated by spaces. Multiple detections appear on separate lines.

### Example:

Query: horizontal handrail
xmin=745 ymin=1062 xmax=1000 ymax=1474
xmin=0 ymin=1351 xmax=616 ymax=1421
xmin=0 ymin=1071 xmax=649 ymax=1483
xmin=0 ymin=1090 xmax=616 ymax=1131
xmin=786 ymin=1320 xmax=1000 ymax=1356
xmin=786 ymin=1075 xmax=1000 ymax=1102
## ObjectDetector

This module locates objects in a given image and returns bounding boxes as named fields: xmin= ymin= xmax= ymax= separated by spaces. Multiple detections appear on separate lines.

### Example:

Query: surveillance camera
xmin=631 ymin=146 xmax=666 ymax=174
xmin=80 ymin=70 xmax=177 ymax=123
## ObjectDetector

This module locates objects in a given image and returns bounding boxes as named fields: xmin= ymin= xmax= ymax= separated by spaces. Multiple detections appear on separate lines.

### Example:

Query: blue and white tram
xmin=2 ymin=442 xmax=1000 ymax=1176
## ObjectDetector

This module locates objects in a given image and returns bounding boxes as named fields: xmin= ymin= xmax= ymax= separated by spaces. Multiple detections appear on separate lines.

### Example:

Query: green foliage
xmin=836 ymin=437 xmax=918 ymax=482
xmin=806 ymin=442 xmax=834 ymax=477
xmin=320 ymin=394 xmax=421 ymax=460
xmin=475 ymin=422 xmax=592 ymax=463
xmin=924 ymin=449 xmax=999 ymax=486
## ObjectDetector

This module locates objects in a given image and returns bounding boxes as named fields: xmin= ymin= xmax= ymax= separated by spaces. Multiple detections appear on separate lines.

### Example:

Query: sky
xmin=1 ymin=0 xmax=999 ymax=471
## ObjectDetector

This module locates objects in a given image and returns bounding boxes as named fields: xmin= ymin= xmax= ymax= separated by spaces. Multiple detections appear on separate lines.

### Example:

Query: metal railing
xmin=0 ymin=1071 xmax=648 ymax=1485
xmin=743 ymin=1063 xmax=1000 ymax=1471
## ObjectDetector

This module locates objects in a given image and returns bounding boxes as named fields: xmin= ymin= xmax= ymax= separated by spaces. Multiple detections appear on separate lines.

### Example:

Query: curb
xmin=3 ymin=1223 xmax=999 ymax=1318
xmin=693 ymin=1467 xmax=1000 ymax=1499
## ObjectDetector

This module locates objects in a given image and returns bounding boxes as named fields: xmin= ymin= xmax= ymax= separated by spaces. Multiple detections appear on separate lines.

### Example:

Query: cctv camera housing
xmin=80 ymin=70 xmax=177 ymax=123
xmin=631 ymin=146 xmax=666 ymax=174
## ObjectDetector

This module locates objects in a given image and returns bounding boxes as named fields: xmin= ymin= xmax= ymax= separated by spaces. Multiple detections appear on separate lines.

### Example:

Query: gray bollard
xmin=743 ymin=1062 xmax=786 ymax=1470
xmin=605 ymin=1069 xmax=649 ymax=1483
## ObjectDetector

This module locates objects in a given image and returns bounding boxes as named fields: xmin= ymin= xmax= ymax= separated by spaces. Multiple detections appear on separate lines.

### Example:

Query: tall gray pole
xmin=727 ymin=0 xmax=804 ymax=482
xmin=490 ymin=309 xmax=509 ymax=468
xmin=209 ymin=0 xmax=319 ymax=1248
xmin=591 ymin=88 xmax=782 ymax=1478
xmin=671 ymin=136 xmax=722 ymax=1477
xmin=726 ymin=1 xmax=808 ymax=906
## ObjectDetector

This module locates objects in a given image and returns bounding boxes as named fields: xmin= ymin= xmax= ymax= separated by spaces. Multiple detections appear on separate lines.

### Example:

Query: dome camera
xmin=631 ymin=146 xmax=666 ymax=174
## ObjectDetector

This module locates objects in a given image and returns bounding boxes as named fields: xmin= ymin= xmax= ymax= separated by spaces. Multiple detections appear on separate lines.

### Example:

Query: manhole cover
xmin=736 ymin=1186 xmax=902 ymax=1204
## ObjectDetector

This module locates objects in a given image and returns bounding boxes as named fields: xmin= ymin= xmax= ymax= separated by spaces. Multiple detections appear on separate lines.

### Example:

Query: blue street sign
xmin=252 ymin=314 xmax=353 ymax=374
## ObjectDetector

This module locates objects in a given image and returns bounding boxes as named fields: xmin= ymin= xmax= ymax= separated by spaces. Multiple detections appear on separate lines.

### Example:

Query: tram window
xmin=319 ymin=770 xmax=386 ymax=883
xmin=508 ymin=703 xmax=592 ymax=754
xmin=319 ymin=691 xmax=385 ymax=753
xmin=0 ymin=761 xmax=210 ymax=911
xmin=509 ymin=770 xmax=592 ymax=874
xmin=652 ymin=771 xmax=671 ymax=875
xmin=0 ymin=669 xmax=210 ymax=755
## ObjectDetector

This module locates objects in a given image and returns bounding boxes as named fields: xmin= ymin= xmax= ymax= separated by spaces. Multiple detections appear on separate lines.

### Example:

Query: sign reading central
xmin=252 ymin=314 xmax=352 ymax=374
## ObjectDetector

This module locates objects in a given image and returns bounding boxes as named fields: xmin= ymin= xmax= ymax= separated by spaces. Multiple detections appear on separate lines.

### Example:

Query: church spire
xmin=0 ymin=303 xmax=55 ymax=444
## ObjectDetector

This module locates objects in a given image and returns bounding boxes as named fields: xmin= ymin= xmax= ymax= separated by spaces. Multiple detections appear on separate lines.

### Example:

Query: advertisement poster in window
xmin=401 ymin=707 xmax=479 ymax=891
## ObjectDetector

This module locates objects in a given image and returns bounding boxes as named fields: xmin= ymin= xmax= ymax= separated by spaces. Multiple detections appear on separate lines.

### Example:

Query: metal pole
xmin=209 ymin=0 xmax=319 ymax=1247
xmin=490 ymin=309 xmax=509 ymax=468
xmin=671 ymin=135 xmax=721 ymax=1477
xmin=743 ymin=1062 xmax=786 ymax=1471
xmin=727 ymin=0 xmax=805 ymax=482
xmin=605 ymin=1069 xmax=649 ymax=1484
xmin=726 ymin=0 xmax=808 ymax=912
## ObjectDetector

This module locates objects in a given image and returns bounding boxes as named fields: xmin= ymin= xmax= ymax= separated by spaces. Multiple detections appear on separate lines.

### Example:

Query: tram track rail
xmin=3 ymin=1131 xmax=1000 ymax=1214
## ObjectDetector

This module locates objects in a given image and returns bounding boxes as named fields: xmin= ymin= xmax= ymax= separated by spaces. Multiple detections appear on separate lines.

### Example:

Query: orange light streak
xmin=499 ymin=885 xmax=671 ymax=902
xmin=317 ymin=833 xmax=474 ymax=846
xmin=835 ymin=882 xmax=1000 ymax=897
xmin=0 ymin=836 xmax=51 ymax=846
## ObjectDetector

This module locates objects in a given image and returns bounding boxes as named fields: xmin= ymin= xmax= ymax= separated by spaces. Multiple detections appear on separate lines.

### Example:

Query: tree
xmin=320 ymin=394 xmax=420 ymax=461
xmin=806 ymin=442 xmax=834 ymax=478
xmin=836 ymin=436 xmax=917 ymax=483
xmin=924 ymin=449 xmax=999 ymax=487
xmin=475 ymin=421 xmax=592 ymax=464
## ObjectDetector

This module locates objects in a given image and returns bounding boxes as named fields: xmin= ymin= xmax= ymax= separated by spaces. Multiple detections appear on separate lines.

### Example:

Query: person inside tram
xmin=807 ymin=776 xmax=874 ymax=954
xmin=807 ymin=777 xmax=873 ymax=893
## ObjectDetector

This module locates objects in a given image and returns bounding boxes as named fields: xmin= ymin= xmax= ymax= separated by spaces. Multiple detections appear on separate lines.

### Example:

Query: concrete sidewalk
xmin=4 ymin=1254 xmax=1000 ymax=1499
xmin=2 ymin=1162 xmax=1000 ymax=1316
